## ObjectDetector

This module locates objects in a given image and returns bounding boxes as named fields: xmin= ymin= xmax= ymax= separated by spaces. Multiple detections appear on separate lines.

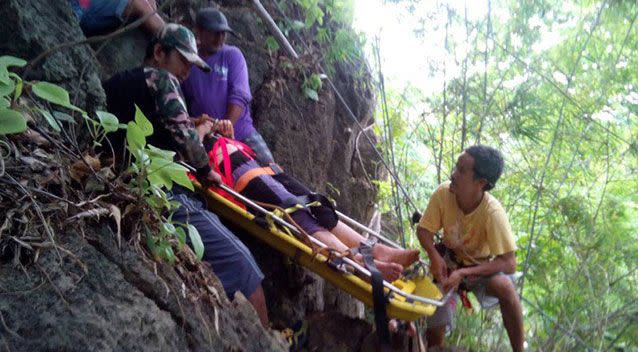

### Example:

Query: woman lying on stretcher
xmin=195 ymin=117 xmax=419 ymax=282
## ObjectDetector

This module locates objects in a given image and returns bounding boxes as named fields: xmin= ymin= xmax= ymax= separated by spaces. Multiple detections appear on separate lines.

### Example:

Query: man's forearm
xmin=225 ymin=103 xmax=243 ymax=125
xmin=458 ymin=252 xmax=516 ymax=278
xmin=417 ymin=227 xmax=441 ymax=260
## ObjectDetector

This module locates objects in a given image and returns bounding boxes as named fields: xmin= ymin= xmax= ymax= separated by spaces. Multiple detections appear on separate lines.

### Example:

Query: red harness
xmin=209 ymin=136 xmax=255 ymax=188
xmin=187 ymin=137 xmax=255 ymax=210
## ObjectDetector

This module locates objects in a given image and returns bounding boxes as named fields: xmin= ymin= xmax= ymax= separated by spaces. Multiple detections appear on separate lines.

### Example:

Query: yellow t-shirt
xmin=418 ymin=181 xmax=517 ymax=265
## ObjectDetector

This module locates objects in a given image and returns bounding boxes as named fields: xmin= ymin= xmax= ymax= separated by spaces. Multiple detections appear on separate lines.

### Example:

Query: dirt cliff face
xmin=0 ymin=0 xmax=382 ymax=350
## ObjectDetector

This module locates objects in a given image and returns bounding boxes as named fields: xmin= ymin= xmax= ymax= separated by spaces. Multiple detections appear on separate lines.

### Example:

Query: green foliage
xmin=124 ymin=106 xmax=203 ymax=262
xmin=32 ymin=81 xmax=83 ymax=113
xmin=0 ymin=55 xmax=202 ymax=269
xmin=0 ymin=108 xmax=27 ymax=134
xmin=0 ymin=55 xmax=27 ymax=135
xmin=302 ymin=73 xmax=323 ymax=101
xmin=265 ymin=36 xmax=280 ymax=55
xmin=288 ymin=0 xmax=363 ymax=72
xmin=367 ymin=1 xmax=638 ymax=350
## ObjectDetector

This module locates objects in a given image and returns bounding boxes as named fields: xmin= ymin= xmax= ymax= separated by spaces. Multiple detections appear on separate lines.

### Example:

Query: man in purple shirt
xmin=182 ymin=7 xmax=275 ymax=165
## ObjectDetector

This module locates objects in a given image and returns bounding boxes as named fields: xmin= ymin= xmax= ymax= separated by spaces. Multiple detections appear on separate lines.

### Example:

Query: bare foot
xmin=374 ymin=260 xmax=403 ymax=282
xmin=373 ymin=244 xmax=420 ymax=267
xmin=354 ymin=254 xmax=403 ymax=282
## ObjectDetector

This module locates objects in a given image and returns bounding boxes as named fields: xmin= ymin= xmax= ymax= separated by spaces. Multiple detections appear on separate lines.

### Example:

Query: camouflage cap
xmin=159 ymin=23 xmax=211 ymax=73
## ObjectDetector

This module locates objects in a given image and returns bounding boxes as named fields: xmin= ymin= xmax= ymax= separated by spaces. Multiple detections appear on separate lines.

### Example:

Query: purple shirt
xmin=182 ymin=44 xmax=255 ymax=141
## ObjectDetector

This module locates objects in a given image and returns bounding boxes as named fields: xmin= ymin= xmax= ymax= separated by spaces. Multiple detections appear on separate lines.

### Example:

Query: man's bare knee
xmin=487 ymin=274 xmax=517 ymax=303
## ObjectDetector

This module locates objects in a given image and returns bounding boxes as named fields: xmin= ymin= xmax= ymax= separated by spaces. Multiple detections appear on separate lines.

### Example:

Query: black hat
xmin=196 ymin=8 xmax=234 ymax=33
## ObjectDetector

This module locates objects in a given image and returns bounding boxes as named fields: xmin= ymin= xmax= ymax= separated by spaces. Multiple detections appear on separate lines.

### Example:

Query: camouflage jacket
xmin=144 ymin=67 xmax=211 ymax=177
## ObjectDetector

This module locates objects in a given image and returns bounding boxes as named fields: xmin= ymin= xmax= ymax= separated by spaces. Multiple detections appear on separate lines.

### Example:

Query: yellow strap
xmin=282 ymin=200 xmax=321 ymax=215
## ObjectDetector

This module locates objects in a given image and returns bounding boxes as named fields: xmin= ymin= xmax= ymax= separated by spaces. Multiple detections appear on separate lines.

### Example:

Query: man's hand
xmin=443 ymin=269 xmax=464 ymax=293
xmin=194 ymin=116 xmax=216 ymax=142
xmin=215 ymin=120 xmax=234 ymax=138
xmin=202 ymin=170 xmax=222 ymax=187
xmin=430 ymin=252 xmax=448 ymax=283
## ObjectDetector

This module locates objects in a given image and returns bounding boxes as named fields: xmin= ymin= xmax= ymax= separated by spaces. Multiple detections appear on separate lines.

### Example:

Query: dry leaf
xmin=66 ymin=207 xmax=110 ymax=222
xmin=69 ymin=155 xmax=101 ymax=183
xmin=109 ymin=204 xmax=121 ymax=248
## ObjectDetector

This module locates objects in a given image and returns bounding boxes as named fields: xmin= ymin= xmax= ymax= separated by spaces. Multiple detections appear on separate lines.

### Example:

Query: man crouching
xmin=417 ymin=145 xmax=523 ymax=351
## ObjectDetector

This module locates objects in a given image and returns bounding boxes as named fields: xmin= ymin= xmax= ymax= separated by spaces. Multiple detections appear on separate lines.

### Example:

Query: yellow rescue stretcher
xmin=196 ymin=183 xmax=446 ymax=321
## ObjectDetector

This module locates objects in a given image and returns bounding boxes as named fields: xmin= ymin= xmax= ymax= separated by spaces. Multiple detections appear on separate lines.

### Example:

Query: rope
xmin=269 ymin=1 xmax=420 ymax=215
xmin=373 ymin=36 xmax=407 ymax=247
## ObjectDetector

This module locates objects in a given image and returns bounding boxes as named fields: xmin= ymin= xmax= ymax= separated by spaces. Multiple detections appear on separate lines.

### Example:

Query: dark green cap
xmin=159 ymin=23 xmax=211 ymax=72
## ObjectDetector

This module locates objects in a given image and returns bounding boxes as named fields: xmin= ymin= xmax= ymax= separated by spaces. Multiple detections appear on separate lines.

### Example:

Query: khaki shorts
xmin=426 ymin=272 xmax=519 ymax=329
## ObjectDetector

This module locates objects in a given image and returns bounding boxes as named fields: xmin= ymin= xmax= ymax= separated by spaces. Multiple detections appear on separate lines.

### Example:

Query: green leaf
xmin=134 ymin=105 xmax=153 ymax=137
xmin=161 ymin=222 xmax=176 ymax=236
xmin=126 ymin=121 xmax=146 ymax=151
xmin=187 ymin=224 xmax=204 ymax=260
xmin=163 ymin=245 xmax=176 ymax=264
xmin=0 ymin=97 xmax=9 ymax=109
xmin=8 ymin=73 xmax=22 ymax=100
xmin=0 ymin=56 xmax=27 ymax=70
xmin=167 ymin=164 xmax=193 ymax=191
xmin=96 ymin=110 xmax=119 ymax=133
xmin=309 ymin=73 xmax=322 ymax=90
xmin=0 ymin=108 xmax=27 ymax=134
xmin=303 ymin=87 xmax=319 ymax=101
xmin=147 ymin=144 xmax=176 ymax=160
xmin=38 ymin=108 xmax=61 ymax=132
xmin=291 ymin=20 xmax=305 ymax=30
xmin=265 ymin=36 xmax=280 ymax=53
xmin=175 ymin=227 xmax=186 ymax=246
xmin=147 ymin=157 xmax=174 ymax=189
xmin=146 ymin=235 xmax=158 ymax=256
xmin=0 ymin=71 xmax=8 ymax=86
xmin=0 ymin=80 xmax=15 ymax=98
xmin=31 ymin=82 xmax=84 ymax=113
xmin=31 ymin=82 xmax=69 ymax=106
xmin=53 ymin=111 xmax=76 ymax=123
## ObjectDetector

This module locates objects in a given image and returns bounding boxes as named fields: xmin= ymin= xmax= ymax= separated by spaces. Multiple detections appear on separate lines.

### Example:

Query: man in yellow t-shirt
xmin=417 ymin=145 xmax=523 ymax=352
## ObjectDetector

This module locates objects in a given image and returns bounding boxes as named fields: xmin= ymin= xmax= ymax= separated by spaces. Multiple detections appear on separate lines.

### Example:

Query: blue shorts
xmin=70 ymin=0 xmax=129 ymax=34
xmin=170 ymin=189 xmax=264 ymax=299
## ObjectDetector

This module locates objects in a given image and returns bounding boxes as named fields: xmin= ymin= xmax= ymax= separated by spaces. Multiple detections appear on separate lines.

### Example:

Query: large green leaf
xmin=38 ymin=108 xmax=61 ymax=132
xmin=165 ymin=163 xmax=193 ymax=191
xmin=134 ymin=105 xmax=153 ymax=137
xmin=147 ymin=144 xmax=176 ymax=160
xmin=0 ymin=56 xmax=27 ymax=70
xmin=0 ymin=56 xmax=26 ymax=86
xmin=126 ymin=121 xmax=146 ymax=151
xmin=96 ymin=110 xmax=119 ymax=133
xmin=0 ymin=108 xmax=27 ymax=134
xmin=303 ymin=87 xmax=319 ymax=101
xmin=0 ymin=97 xmax=9 ymax=109
xmin=187 ymin=224 xmax=204 ymax=260
xmin=147 ymin=157 xmax=174 ymax=189
xmin=31 ymin=82 xmax=83 ymax=113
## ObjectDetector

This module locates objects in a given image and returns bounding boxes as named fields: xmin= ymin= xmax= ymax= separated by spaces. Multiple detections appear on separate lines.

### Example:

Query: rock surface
xmin=0 ymin=0 xmax=385 ymax=350
xmin=0 ymin=0 xmax=105 ymax=111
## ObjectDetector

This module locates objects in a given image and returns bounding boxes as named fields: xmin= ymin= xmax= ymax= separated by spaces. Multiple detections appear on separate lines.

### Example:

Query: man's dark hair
xmin=464 ymin=145 xmax=504 ymax=191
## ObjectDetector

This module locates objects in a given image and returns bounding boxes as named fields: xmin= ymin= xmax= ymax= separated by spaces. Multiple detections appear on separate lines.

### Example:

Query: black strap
xmin=359 ymin=241 xmax=391 ymax=349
